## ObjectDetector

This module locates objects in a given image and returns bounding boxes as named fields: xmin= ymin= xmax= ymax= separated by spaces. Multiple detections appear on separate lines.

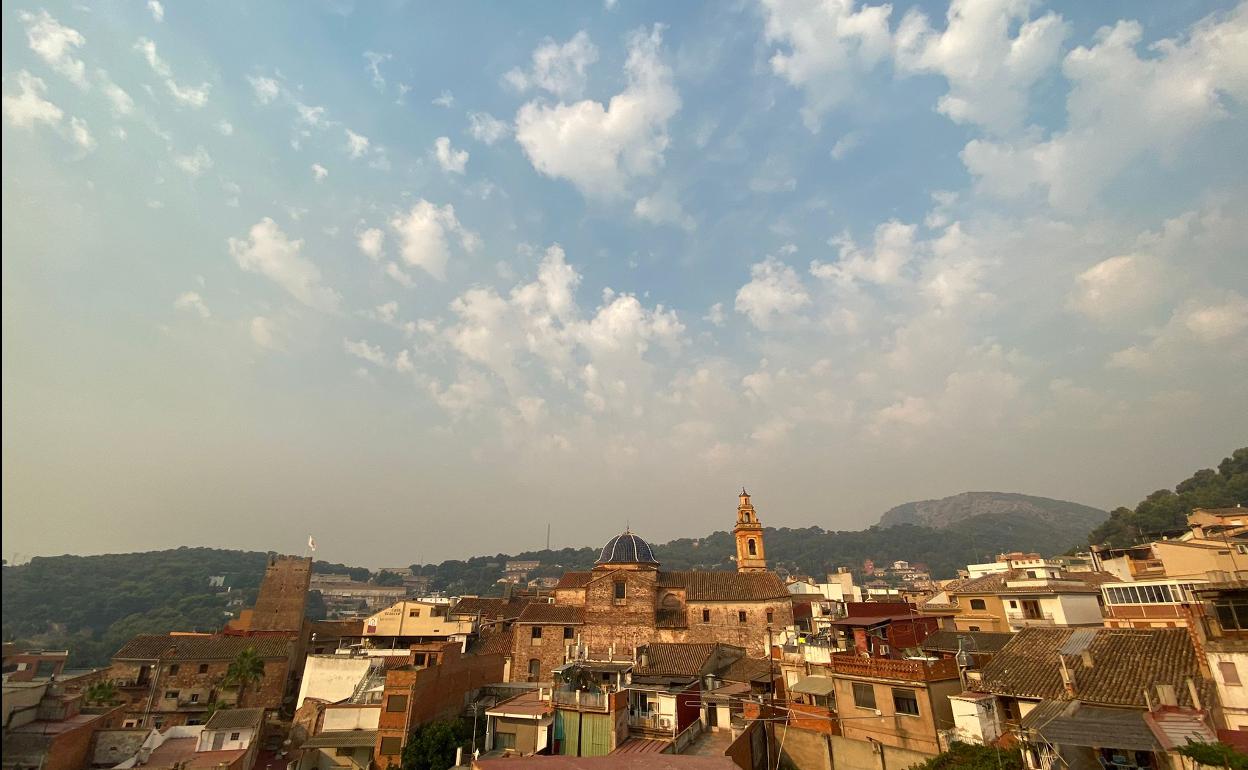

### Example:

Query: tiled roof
xmin=977 ymin=628 xmax=1205 ymax=708
xmin=719 ymin=656 xmax=774 ymax=684
xmin=656 ymin=571 xmax=790 ymax=601
xmin=634 ymin=643 xmax=718 ymax=677
xmin=204 ymin=707 xmax=266 ymax=730
xmin=921 ymin=631 xmax=1014 ymax=655
xmin=113 ymin=635 xmax=292 ymax=661
xmin=945 ymin=569 xmax=1109 ymax=596
xmin=469 ymin=627 xmax=514 ymax=656
xmin=449 ymin=597 xmax=532 ymax=620
xmin=517 ymin=604 xmax=586 ymax=624
xmin=556 ymin=572 xmax=593 ymax=589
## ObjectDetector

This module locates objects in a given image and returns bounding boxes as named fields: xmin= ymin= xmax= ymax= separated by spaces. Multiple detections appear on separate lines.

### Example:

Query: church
xmin=507 ymin=490 xmax=794 ymax=682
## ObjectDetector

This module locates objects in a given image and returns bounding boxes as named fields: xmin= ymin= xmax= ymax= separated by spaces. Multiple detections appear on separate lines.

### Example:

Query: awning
xmin=1022 ymin=702 xmax=1160 ymax=752
xmin=789 ymin=676 xmax=836 ymax=697
xmin=301 ymin=730 xmax=379 ymax=749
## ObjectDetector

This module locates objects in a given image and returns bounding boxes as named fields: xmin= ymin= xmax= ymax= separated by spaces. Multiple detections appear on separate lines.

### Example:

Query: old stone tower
xmin=733 ymin=488 xmax=767 ymax=572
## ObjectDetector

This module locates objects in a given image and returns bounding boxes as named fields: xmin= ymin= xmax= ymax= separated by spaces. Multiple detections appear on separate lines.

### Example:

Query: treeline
xmin=1088 ymin=447 xmax=1247 ymax=548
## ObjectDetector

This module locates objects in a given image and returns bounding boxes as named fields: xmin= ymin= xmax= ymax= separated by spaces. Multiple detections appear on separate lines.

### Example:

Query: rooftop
xmin=113 ymin=634 xmax=292 ymax=661
xmin=204 ymin=707 xmax=265 ymax=730
xmin=634 ymin=643 xmax=723 ymax=678
xmin=517 ymin=604 xmax=586 ymax=625
xmin=920 ymin=630 xmax=1014 ymax=655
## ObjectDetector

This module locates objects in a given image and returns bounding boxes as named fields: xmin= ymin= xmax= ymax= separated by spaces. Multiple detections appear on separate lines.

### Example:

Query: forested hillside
xmin=877 ymin=492 xmax=1106 ymax=531
xmin=1088 ymin=447 xmax=1248 ymax=548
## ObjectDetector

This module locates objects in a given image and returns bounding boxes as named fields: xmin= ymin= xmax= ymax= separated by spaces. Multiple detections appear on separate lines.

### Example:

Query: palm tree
xmin=224 ymin=647 xmax=265 ymax=707
xmin=85 ymin=680 xmax=118 ymax=705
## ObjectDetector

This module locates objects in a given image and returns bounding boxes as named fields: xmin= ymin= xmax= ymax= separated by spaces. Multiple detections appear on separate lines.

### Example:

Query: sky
xmin=2 ymin=0 xmax=1246 ymax=568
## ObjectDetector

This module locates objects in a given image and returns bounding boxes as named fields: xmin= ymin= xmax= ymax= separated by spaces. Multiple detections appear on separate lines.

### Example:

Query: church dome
xmin=596 ymin=531 xmax=659 ymax=565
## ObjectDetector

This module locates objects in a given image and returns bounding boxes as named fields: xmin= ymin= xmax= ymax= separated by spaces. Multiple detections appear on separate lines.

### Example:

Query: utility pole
xmin=470 ymin=701 xmax=481 ymax=759
xmin=766 ymin=625 xmax=776 ymax=770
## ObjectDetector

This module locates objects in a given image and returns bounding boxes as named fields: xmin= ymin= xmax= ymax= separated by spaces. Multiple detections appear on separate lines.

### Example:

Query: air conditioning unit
xmin=659 ymin=717 xmax=672 ymax=730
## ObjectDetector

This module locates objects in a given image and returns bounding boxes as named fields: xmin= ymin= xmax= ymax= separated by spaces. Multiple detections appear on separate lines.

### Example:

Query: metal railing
xmin=1006 ymin=611 xmax=1055 ymax=626
xmin=551 ymin=688 xmax=610 ymax=712
xmin=627 ymin=711 xmax=675 ymax=734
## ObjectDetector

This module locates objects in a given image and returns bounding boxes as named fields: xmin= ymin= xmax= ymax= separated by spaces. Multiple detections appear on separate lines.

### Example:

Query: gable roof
xmin=977 ymin=628 xmax=1204 ymax=708
xmin=921 ymin=630 xmax=1013 ymax=655
xmin=517 ymin=604 xmax=586 ymax=625
xmin=204 ymin=707 xmax=266 ymax=730
xmin=634 ymin=643 xmax=719 ymax=678
xmin=556 ymin=572 xmax=593 ymax=589
xmin=113 ymin=635 xmax=292 ymax=661
xmin=945 ymin=569 xmax=1109 ymax=596
xmin=656 ymin=571 xmax=790 ymax=602
xmin=449 ymin=596 xmax=532 ymax=620
xmin=469 ymin=627 xmax=514 ymax=656
xmin=719 ymin=656 xmax=774 ymax=685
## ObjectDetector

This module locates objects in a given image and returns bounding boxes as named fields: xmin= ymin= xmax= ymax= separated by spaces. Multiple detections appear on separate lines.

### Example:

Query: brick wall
xmin=249 ymin=556 xmax=312 ymax=633
xmin=109 ymin=654 xmax=290 ymax=726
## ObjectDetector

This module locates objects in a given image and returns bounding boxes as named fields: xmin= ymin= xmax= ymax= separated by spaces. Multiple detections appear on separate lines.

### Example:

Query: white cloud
xmin=433 ymin=136 xmax=469 ymax=174
xmin=1068 ymin=254 xmax=1163 ymax=323
xmin=135 ymin=38 xmax=210 ymax=108
xmin=704 ymin=303 xmax=726 ymax=326
xmin=395 ymin=350 xmax=415 ymax=373
xmin=148 ymin=0 xmax=165 ymax=22
xmin=250 ymin=316 xmax=280 ymax=349
xmin=173 ymin=146 xmax=212 ymax=176
xmin=1110 ymin=293 xmax=1248 ymax=370
xmin=344 ymin=338 xmax=389 ymax=367
xmin=812 ymin=220 xmax=916 ymax=286
xmin=363 ymin=51 xmax=390 ymax=89
xmin=389 ymin=200 xmax=480 ymax=280
xmin=962 ymin=5 xmax=1248 ymax=209
xmin=385 ymin=262 xmax=416 ymax=288
xmin=467 ymin=111 xmax=509 ymax=144
xmin=504 ymin=30 xmax=599 ymax=100
xmin=100 ymin=75 xmax=134 ymax=116
xmin=18 ymin=10 xmax=88 ymax=89
xmin=514 ymin=25 xmax=680 ymax=198
xmin=68 ymin=116 xmax=94 ymax=151
xmin=357 ymin=227 xmax=384 ymax=261
xmin=215 ymin=119 xmax=234 ymax=136
xmin=1185 ymin=295 xmax=1248 ymax=343
xmin=633 ymin=188 xmax=695 ymax=230
xmin=894 ymin=0 xmax=1069 ymax=135
xmin=432 ymin=90 xmax=454 ymax=108
xmin=173 ymin=291 xmax=209 ymax=318
xmin=829 ymin=131 xmax=861 ymax=160
xmin=228 ymin=217 xmax=341 ymax=311
xmin=735 ymin=257 xmax=810 ymax=330
xmin=295 ymin=102 xmax=327 ymax=127
xmin=247 ymin=75 xmax=280 ymax=104
xmin=312 ymin=163 xmax=329 ymax=181
xmin=3 ymin=71 xmax=64 ymax=129
xmin=345 ymin=129 xmax=370 ymax=158
xmin=759 ymin=0 xmax=893 ymax=131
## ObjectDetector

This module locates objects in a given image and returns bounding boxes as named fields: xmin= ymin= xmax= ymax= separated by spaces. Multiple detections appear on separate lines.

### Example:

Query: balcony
xmin=552 ymin=687 xmax=611 ymax=712
xmin=830 ymin=655 xmax=959 ymax=682
xmin=1006 ymin=611 xmax=1055 ymax=627
xmin=628 ymin=711 xmax=676 ymax=736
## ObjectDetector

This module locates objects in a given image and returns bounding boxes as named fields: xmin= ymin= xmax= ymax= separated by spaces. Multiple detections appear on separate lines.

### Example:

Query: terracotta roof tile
xmin=517 ymin=604 xmax=586 ymax=625
xmin=977 ymin=628 xmax=1205 ymax=708
xmin=947 ymin=569 xmax=1113 ymax=596
xmin=556 ymin=572 xmax=593 ymax=589
xmin=470 ymin=627 xmax=514 ymax=656
xmin=656 ymin=571 xmax=790 ymax=601
xmin=204 ymin=707 xmax=266 ymax=730
xmin=920 ymin=630 xmax=1013 ymax=655
xmin=634 ymin=643 xmax=719 ymax=678
xmin=719 ymin=657 xmax=774 ymax=684
xmin=449 ymin=597 xmax=532 ymax=620
xmin=113 ymin=635 xmax=292 ymax=661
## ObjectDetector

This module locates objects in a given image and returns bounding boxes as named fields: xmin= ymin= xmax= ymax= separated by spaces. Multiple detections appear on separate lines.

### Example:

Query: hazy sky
xmin=3 ymin=0 xmax=1246 ymax=568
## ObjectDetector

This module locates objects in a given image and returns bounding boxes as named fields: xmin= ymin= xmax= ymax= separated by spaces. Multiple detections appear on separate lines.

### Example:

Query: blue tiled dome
xmin=597 ymin=531 xmax=659 ymax=565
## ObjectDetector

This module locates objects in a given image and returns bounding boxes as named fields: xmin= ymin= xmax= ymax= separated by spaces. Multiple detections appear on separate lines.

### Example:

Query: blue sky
xmin=3 ymin=0 xmax=1246 ymax=567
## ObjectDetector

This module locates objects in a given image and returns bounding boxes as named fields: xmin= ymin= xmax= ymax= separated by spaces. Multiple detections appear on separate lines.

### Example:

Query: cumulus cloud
xmin=962 ymin=5 xmax=1248 ymax=208
xmin=505 ymin=30 xmax=599 ymax=99
xmin=344 ymin=129 xmax=370 ymax=158
xmin=173 ymin=291 xmax=210 ymax=318
xmin=3 ymin=71 xmax=64 ymax=129
xmin=148 ymin=0 xmax=165 ymax=22
xmin=228 ymin=218 xmax=341 ymax=311
xmin=1110 ymin=293 xmax=1248 ymax=370
xmin=100 ymin=75 xmax=134 ymax=116
xmin=215 ymin=119 xmax=234 ymax=136
xmin=759 ymin=0 xmax=893 ymax=131
xmin=389 ymin=200 xmax=480 ymax=280
xmin=357 ymin=227 xmax=384 ymax=261
xmin=433 ymin=136 xmax=469 ymax=174
xmin=894 ymin=0 xmax=1069 ymax=135
xmin=18 ymin=10 xmax=88 ymax=89
xmin=344 ymin=338 xmax=389 ymax=367
xmin=432 ymin=90 xmax=455 ymax=108
xmin=247 ymin=75 xmax=280 ymax=104
xmin=812 ymin=220 xmax=916 ymax=286
xmin=68 ymin=116 xmax=95 ymax=151
xmin=735 ymin=256 xmax=811 ymax=330
xmin=250 ymin=316 xmax=280 ymax=349
xmin=514 ymin=25 xmax=680 ymax=198
xmin=173 ymin=146 xmax=212 ymax=176
xmin=1068 ymin=255 xmax=1163 ymax=323
xmin=634 ymin=188 xmax=695 ymax=230
xmin=385 ymin=262 xmax=416 ymax=288
xmin=312 ymin=163 xmax=329 ymax=181
xmin=467 ymin=111 xmax=509 ymax=144
xmin=135 ymin=37 xmax=210 ymax=108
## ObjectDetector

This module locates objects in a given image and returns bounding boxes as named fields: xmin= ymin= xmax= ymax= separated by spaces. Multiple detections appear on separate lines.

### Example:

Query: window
xmin=1221 ymin=661 xmax=1242 ymax=686
xmin=379 ymin=737 xmax=402 ymax=756
xmin=614 ymin=582 xmax=627 ymax=601
xmin=702 ymin=609 xmax=710 ymax=623
xmin=230 ymin=732 xmax=241 ymax=741
xmin=189 ymin=693 xmax=200 ymax=703
xmin=852 ymin=682 xmax=876 ymax=710
xmin=738 ymin=611 xmax=747 ymax=624
xmin=165 ymin=691 xmax=180 ymax=700
xmin=153 ymin=717 xmax=165 ymax=728
xmin=1008 ymin=600 xmax=1017 ymax=609
xmin=1216 ymin=599 xmax=1248 ymax=631
xmin=528 ymin=659 xmax=541 ymax=681
xmin=968 ymin=626 xmax=981 ymax=632
xmin=409 ymin=608 xmax=421 ymax=617
xmin=564 ymin=627 xmax=575 ymax=640
xmin=494 ymin=732 xmax=516 ymax=750
xmin=969 ymin=599 xmax=987 ymax=611
xmin=766 ymin=610 xmax=774 ymax=625
xmin=892 ymin=688 xmax=920 ymax=716
xmin=531 ymin=627 xmax=542 ymax=644
xmin=168 ymin=664 xmax=180 ymax=675
xmin=386 ymin=694 xmax=409 ymax=712
xmin=198 ymin=664 xmax=209 ymax=674
xmin=748 ymin=539 xmax=757 ymax=556
xmin=432 ymin=606 xmax=446 ymax=617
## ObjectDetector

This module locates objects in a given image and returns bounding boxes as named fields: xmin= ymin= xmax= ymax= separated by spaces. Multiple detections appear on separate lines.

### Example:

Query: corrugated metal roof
xmin=204 ymin=707 xmax=265 ymax=730
xmin=789 ymin=675 xmax=836 ymax=696
xmin=301 ymin=730 xmax=379 ymax=749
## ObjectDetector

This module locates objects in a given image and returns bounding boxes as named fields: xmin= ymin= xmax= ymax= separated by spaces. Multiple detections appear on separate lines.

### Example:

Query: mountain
xmin=878 ymin=491 xmax=1108 ymax=533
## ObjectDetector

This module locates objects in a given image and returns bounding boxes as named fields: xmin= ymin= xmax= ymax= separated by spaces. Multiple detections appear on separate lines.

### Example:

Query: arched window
xmin=748 ymin=539 xmax=757 ymax=556
xmin=528 ymin=659 xmax=541 ymax=681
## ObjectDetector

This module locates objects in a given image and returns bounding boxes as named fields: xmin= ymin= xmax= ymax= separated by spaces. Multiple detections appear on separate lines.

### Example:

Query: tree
xmin=372 ymin=571 xmax=405 ymax=586
xmin=1175 ymin=741 xmax=1248 ymax=770
xmin=908 ymin=742 xmax=1023 ymax=770
xmin=224 ymin=646 xmax=265 ymax=707
xmin=85 ymin=680 xmax=118 ymax=705
xmin=398 ymin=719 xmax=469 ymax=770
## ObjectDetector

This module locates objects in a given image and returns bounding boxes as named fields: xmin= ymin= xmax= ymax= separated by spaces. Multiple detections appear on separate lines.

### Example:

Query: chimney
xmin=1080 ymin=650 xmax=1094 ymax=669
xmin=1058 ymin=656 xmax=1076 ymax=696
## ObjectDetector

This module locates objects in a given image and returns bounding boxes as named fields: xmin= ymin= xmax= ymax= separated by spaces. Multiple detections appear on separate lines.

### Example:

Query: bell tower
xmin=733 ymin=488 xmax=767 ymax=573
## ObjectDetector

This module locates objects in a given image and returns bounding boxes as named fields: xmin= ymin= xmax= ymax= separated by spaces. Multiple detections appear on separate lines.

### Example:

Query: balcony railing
xmin=552 ymin=688 xmax=610 ymax=712
xmin=627 ymin=711 xmax=675 ymax=735
xmin=1006 ymin=611 xmax=1055 ymax=626
xmin=830 ymin=654 xmax=958 ymax=682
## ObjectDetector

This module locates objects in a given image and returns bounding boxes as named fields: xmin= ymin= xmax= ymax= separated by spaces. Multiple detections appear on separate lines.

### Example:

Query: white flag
xmin=308 ymin=535 xmax=316 ymax=552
